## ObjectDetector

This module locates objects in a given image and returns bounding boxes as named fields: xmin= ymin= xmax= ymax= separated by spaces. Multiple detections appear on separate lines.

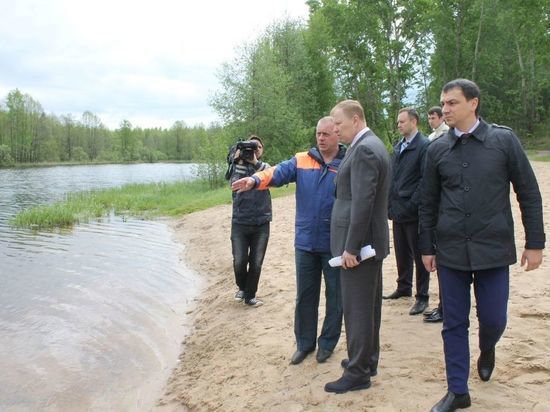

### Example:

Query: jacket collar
xmin=339 ymin=130 xmax=371 ymax=168
xmin=308 ymin=143 xmax=346 ymax=165
xmin=448 ymin=118 xmax=488 ymax=149
xmin=394 ymin=131 xmax=422 ymax=152
xmin=354 ymin=129 xmax=371 ymax=146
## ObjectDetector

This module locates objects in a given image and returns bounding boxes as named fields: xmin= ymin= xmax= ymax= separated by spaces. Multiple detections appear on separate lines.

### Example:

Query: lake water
xmin=0 ymin=163 xmax=202 ymax=411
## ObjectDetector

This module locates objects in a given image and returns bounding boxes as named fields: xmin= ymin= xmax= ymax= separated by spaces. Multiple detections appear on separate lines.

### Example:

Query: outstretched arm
xmin=231 ymin=177 xmax=256 ymax=193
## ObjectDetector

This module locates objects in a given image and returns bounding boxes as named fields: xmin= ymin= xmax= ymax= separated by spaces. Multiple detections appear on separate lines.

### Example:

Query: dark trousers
xmin=294 ymin=248 xmax=343 ymax=352
xmin=393 ymin=220 xmax=429 ymax=300
xmin=439 ymin=265 xmax=509 ymax=394
xmin=435 ymin=270 xmax=443 ymax=314
xmin=230 ymin=222 xmax=270 ymax=301
xmin=341 ymin=258 xmax=383 ymax=380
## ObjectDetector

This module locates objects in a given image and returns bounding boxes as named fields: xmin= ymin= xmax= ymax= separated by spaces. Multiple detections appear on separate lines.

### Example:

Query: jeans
xmin=231 ymin=222 xmax=270 ymax=301
xmin=294 ymin=248 xmax=343 ymax=352
xmin=439 ymin=265 xmax=509 ymax=394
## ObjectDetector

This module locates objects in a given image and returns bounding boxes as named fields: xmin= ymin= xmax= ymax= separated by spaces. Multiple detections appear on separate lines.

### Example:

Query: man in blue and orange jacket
xmin=232 ymin=116 xmax=346 ymax=365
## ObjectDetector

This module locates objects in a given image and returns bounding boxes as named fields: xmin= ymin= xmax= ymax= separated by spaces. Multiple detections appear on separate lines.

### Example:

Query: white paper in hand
xmin=328 ymin=245 xmax=376 ymax=267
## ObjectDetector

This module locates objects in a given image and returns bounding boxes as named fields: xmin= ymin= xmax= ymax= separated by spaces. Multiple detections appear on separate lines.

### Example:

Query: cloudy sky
xmin=0 ymin=0 xmax=309 ymax=129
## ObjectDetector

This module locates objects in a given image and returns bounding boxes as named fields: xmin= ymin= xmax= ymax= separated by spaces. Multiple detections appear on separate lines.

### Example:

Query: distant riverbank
xmin=0 ymin=159 xmax=194 ymax=169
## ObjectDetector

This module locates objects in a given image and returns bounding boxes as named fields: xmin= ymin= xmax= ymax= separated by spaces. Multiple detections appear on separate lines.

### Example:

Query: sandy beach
xmin=156 ymin=161 xmax=550 ymax=411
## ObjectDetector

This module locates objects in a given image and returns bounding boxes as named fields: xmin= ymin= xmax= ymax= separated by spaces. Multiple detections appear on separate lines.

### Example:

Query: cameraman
xmin=229 ymin=135 xmax=272 ymax=307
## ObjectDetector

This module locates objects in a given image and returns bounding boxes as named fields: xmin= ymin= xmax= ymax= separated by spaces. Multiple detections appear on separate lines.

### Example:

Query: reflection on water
xmin=0 ymin=164 xmax=201 ymax=411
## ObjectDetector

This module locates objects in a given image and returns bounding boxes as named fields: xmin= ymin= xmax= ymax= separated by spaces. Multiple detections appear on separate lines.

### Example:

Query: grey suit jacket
xmin=330 ymin=130 xmax=390 ymax=261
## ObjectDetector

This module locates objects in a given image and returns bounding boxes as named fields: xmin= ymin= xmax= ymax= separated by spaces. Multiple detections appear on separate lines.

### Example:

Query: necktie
xmin=400 ymin=140 xmax=408 ymax=153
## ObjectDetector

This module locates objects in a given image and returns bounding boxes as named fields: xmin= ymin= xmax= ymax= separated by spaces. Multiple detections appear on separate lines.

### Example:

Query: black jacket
xmin=418 ymin=119 xmax=545 ymax=271
xmin=388 ymin=131 xmax=429 ymax=223
xmin=230 ymin=159 xmax=272 ymax=226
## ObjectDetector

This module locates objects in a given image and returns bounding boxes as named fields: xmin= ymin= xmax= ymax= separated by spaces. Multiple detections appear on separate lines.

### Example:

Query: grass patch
xmin=526 ymin=150 xmax=550 ymax=162
xmin=10 ymin=180 xmax=296 ymax=229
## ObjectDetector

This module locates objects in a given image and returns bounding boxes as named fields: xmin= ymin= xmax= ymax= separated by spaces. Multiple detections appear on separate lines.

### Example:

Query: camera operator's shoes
xmin=245 ymin=297 xmax=263 ymax=307
xmin=234 ymin=290 xmax=244 ymax=302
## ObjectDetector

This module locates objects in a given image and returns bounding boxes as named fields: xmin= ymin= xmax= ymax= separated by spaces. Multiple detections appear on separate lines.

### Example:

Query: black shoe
xmin=290 ymin=349 xmax=314 ymax=365
xmin=324 ymin=375 xmax=371 ymax=393
xmin=409 ymin=299 xmax=429 ymax=315
xmin=316 ymin=348 xmax=333 ymax=363
xmin=424 ymin=309 xmax=443 ymax=323
xmin=383 ymin=289 xmax=412 ymax=300
xmin=430 ymin=391 xmax=471 ymax=412
xmin=477 ymin=347 xmax=495 ymax=381
xmin=424 ymin=307 xmax=438 ymax=317
xmin=340 ymin=359 xmax=377 ymax=376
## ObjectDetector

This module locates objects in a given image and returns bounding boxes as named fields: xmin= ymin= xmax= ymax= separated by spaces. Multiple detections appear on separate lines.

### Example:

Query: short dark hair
xmin=442 ymin=78 xmax=481 ymax=115
xmin=398 ymin=107 xmax=419 ymax=124
xmin=249 ymin=134 xmax=263 ymax=146
xmin=428 ymin=106 xmax=443 ymax=117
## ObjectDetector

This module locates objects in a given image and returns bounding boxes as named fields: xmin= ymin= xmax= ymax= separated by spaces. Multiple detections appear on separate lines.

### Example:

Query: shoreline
xmin=156 ymin=162 xmax=550 ymax=411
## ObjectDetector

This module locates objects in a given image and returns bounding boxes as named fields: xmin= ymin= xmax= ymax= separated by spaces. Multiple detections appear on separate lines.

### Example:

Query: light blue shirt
xmin=400 ymin=130 xmax=418 ymax=152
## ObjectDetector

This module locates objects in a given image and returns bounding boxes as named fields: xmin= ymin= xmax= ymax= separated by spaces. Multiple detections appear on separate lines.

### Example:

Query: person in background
xmin=384 ymin=108 xmax=430 ymax=316
xmin=232 ymin=117 xmax=345 ymax=365
xmin=419 ymin=78 xmax=545 ymax=412
xmin=427 ymin=106 xmax=449 ymax=141
xmin=423 ymin=105 xmax=449 ymax=324
xmin=228 ymin=135 xmax=271 ymax=307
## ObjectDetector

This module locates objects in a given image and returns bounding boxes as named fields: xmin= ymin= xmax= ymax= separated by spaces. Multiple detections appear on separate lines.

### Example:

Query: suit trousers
xmin=294 ymin=248 xmax=343 ymax=352
xmin=392 ymin=220 xmax=429 ymax=299
xmin=341 ymin=258 xmax=383 ymax=380
xmin=439 ymin=265 xmax=509 ymax=394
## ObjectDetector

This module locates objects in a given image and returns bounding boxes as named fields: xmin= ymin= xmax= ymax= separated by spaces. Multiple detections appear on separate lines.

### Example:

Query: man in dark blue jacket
xmin=232 ymin=117 xmax=345 ymax=365
xmin=384 ymin=107 xmax=430 ymax=316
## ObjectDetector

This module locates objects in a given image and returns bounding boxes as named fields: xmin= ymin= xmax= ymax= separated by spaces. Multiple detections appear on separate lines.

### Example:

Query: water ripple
xmin=0 ymin=164 xmax=202 ymax=411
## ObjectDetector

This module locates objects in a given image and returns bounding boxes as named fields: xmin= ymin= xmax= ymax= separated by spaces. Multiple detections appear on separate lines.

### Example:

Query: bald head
xmin=316 ymin=116 xmax=339 ymax=160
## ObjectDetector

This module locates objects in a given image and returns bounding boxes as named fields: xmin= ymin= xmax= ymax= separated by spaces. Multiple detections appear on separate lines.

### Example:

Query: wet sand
xmin=156 ymin=161 xmax=550 ymax=411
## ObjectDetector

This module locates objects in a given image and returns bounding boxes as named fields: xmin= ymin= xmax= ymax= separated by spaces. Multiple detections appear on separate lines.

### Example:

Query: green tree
xmin=81 ymin=111 xmax=104 ymax=160
xmin=211 ymin=18 xmax=330 ymax=163
xmin=117 ymin=119 xmax=136 ymax=161
xmin=5 ymin=89 xmax=44 ymax=162
xmin=308 ymin=0 xmax=431 ymax=143
xmin=193 ymin=126 xmax=228 ymax=188
xmin=61 ymin=114 xmax=75 ymax=161
xmin=426 ymin=0 xmax=550 ymax=139
xmin=0 ymin=144 xmax=14 ymax=166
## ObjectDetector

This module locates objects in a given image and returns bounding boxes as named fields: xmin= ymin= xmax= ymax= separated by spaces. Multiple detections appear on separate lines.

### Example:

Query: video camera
xmin=235 ymin=140 xmax=259 ymax=162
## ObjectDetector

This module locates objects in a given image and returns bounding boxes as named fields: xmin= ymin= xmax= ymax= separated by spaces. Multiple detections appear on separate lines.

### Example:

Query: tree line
xmin=0 ymin=89 xmax=222 ymax=166
xmin=2 ymin=0 xmax=548 ymax=180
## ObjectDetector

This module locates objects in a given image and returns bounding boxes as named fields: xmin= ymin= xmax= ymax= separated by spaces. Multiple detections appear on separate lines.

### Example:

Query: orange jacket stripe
xmin=255 ymin=166 xmax=276 ymax=190
xmin=295 ymin=152 xmax=321 ymax=170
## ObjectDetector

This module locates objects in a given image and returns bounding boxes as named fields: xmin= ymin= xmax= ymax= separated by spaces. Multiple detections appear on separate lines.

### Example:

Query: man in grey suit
xmin=324 ymin=100 xmax=391 ymax=394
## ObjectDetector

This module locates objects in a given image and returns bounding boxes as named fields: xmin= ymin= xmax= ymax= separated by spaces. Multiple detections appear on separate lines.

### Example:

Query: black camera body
xmin=236 ymin=140 xmax=258 ymax=161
